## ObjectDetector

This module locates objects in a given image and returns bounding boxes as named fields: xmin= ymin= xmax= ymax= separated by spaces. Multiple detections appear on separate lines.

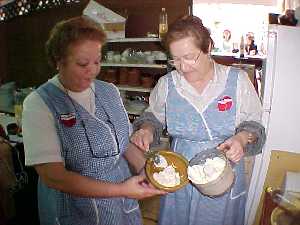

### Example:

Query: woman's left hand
xmin=217 ymin=133 xmax=248 ymax=163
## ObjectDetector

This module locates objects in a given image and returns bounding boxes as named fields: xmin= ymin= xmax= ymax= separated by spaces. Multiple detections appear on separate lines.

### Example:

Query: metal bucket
xmin=188 ymin=148 xmax=234 ymax=196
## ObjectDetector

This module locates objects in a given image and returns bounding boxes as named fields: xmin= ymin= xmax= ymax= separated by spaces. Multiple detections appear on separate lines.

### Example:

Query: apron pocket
xmin=58 ymin=197 xmax=99 ymax=225
xmin=122 ymin=197 xmax=139 ymax=214
xmin=230 ymin=165 xmax=246 ymax=200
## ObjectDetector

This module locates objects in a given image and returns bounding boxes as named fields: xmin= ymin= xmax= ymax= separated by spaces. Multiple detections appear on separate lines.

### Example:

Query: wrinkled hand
xmin=217 ymin=134 xmax=247 ymax=163
xmin=121 ymin=174 xmax=166 ymax=199
xmin=130 ymin=128 xmax=153 ymax=151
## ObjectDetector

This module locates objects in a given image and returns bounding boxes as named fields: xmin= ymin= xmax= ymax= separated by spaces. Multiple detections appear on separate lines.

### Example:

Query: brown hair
xmin=164 ymin=15 xmax=214 ymax=54
xmin=46 ymin=16 xmax=106 ymax=68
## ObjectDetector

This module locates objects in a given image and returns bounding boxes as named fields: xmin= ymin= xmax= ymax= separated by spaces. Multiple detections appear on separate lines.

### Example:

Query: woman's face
xmin=169 ymin=36 xmax=210 ymax=83
xmin=223 ymin=30 xmax=231 ymax=41
xmin=58 ymin=40 xmax=102 ymax=92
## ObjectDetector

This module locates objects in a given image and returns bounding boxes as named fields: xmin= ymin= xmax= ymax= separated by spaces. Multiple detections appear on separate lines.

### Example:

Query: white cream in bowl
xmin=188 ymin=157 xmax=226 ymax=184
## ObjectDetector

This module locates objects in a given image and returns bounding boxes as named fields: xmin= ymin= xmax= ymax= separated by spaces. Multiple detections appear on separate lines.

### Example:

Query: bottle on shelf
xmin=240 ymin=35 xmax=245 ymax=58
xmin=239 ymin=35 xmax=245 ymax=58
xmin=159 ymin=7 xmax=168 ymax=39
xmin=266 ymin=187 xmax=300 ymax=217
xmin=260 ymin=35 xmax=267 ymax=55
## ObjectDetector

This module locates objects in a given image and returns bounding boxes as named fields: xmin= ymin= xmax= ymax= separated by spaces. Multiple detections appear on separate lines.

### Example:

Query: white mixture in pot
xmin=187 ymin=157 xmax=226 ymax=184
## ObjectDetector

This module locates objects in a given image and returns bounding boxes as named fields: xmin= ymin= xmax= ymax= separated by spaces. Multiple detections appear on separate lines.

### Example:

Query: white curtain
xmin=193 ymin=0 xmax=277 ymax=6
xmin=278 ymin=0 xmax=300 ymax=12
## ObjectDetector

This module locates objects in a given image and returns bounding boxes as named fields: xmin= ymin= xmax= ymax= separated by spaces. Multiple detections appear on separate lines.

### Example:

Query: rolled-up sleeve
xmin=145 ymin=75 xmax=168 ymax=126
xmin=236 ymin=70 xmax=263 ymax=126
xmin=235 ymin=70 xmax=265 ymax=156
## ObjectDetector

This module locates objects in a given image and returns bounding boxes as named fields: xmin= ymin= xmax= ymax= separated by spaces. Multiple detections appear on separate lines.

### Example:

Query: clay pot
xmin=105 ymin=69 xmax=118 ymax=84
xmin=119 ymin=67 xmax=128 ymax=85
xmin=98 ymin=70 xmax=106 ymax=80
xmin=127 ymin=68 xmax=141 ymax=86
xmin=141 ymin=75 xmax=154 ymax=88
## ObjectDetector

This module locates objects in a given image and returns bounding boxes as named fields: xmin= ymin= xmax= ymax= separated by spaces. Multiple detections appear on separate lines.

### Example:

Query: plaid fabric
xmin=36 ymin=80 xmax=141 ymax=225
xmin=158 ymin=68 xmax=246 ymax=225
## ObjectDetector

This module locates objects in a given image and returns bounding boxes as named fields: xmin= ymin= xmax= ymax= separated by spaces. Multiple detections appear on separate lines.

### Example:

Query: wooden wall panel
xmin=0 ymin=23 xmax=7 ymax=84
xmin=5 ymin=2 xmax=87 ymax=87
xmin=1 ymin=0 xmax=192 ymax=88
xmin=98 ymin=0 xmax=191 ymax=37
xmin=254 ymin=150 xmax=300 ymax=225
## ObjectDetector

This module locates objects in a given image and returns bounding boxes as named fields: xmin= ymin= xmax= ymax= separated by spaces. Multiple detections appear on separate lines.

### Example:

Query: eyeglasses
xmin=167 ymin=51 xmax=201 ymax=67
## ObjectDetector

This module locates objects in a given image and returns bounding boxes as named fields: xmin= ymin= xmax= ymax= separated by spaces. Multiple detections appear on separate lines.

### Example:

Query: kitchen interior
xmin=0 ymin=0 xmax=300 ymax=225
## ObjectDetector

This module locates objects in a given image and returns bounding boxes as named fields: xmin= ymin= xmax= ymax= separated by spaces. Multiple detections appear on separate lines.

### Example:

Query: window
xmin=193 ymin=2 xmax=280 ymax=54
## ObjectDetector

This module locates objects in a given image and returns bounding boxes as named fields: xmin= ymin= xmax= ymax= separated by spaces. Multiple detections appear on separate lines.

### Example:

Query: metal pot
xmin=188 ymin=148 xmax=234 ymax=197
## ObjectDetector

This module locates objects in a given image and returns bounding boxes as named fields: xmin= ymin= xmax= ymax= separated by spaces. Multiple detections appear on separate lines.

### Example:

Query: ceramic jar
xmin=105 ymin=69 xmax=118 ymax=84
xmin=127 ymin=68 xmax=141 ymax=86
xmin=119 ymin=68 xmax=128 ymax=85
xmin=141 ymin=75 xmax=154 ymax=88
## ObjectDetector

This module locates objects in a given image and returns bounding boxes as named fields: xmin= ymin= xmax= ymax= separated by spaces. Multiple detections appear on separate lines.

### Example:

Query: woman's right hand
xmin=121 ymin=174 xmax=166 ymax=199
xmin=130 ymin=128 xmax=154 ymax=151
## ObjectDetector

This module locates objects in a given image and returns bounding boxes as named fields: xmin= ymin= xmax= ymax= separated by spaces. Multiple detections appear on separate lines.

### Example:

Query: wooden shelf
xmin=126 ymin=108 xmax=144 ymax=116
xmin=125 ymin=100 xmax=148 ymax=115
xmin=117 ymin=85 xmax=151 ymax=93
xmin=107 ymin=38 xmax=161 ymax=43
xmin=101 ymin=62 xmax=167 ymax=69
xmin=160 ymin=136 xmax=169 ymax=143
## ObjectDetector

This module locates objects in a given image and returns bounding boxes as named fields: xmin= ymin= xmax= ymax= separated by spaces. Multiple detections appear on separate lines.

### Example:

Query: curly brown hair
xmin=45 ymin=16 xmax=106 ymax=68
xmin=164 ymin=15 xmax=214 ymax=54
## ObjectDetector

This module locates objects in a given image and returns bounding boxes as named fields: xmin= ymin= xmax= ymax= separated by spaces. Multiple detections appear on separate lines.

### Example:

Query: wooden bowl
xmin=145 ymin=150 xmax=189 ymax=192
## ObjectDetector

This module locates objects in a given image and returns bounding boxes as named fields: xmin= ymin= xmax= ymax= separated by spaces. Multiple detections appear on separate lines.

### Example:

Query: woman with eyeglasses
xmin=130 ymin=16 xmax=265 ymax=225
xmin=22 ymin=16 xmax=164 ymax=225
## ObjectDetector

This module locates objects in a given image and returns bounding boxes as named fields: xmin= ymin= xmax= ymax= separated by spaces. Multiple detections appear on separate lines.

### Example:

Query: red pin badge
xmin=217 ymin=96 xmax=233 ymax=111
xmin=60 ymin=113 xmax=76 ymax=127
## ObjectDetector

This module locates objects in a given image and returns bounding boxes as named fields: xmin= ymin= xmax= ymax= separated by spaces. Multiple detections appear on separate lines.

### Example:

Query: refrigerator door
xmin=260 ymin=28 xmax=277 ymax=111
xmin=245 ymin=25 xmax=300 ymax=225
xmin=265 ymin=25 xmax=300 ymax=152
xmin=245 ymin=110 xmax=272 ymax=225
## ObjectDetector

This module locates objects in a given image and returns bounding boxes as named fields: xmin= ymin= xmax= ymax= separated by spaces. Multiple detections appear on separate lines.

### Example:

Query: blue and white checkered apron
xmin=36 ymin=80 xmax=142 ymax=225
xmin=158 ymin=68 xmax=246 ymax=225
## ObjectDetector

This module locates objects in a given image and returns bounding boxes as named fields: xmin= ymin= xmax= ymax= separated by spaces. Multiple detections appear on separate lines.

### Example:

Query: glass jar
xmin=267 ymin=187 xmax=300 ymax=217
xmin=159 ymin=8 xmax=168 ymax=39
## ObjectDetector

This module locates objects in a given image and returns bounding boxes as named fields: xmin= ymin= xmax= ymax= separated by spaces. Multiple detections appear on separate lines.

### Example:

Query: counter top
xmin=211 ymin=51 xmax=266 ymax=60
xmin=211 ymin=52 xmax=266 ymax=69
xmin=0 ymin=113 xmax=22 ymax=144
